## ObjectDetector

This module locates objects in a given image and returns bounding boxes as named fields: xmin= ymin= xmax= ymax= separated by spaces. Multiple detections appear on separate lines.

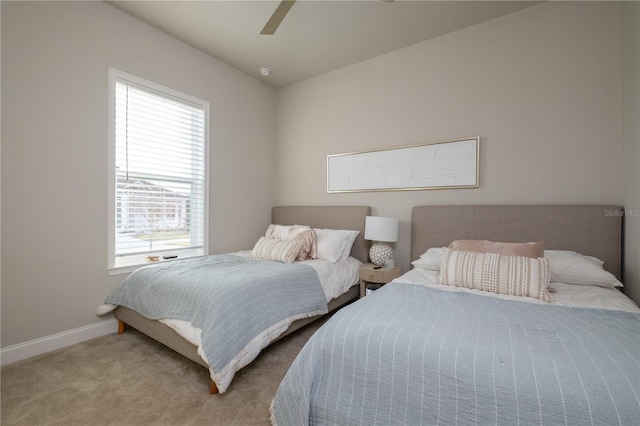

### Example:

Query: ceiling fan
xmin=260 ymin=0 xmax=297 ymax=35
xmin=260 ymin=0 xmax=394 ymax=35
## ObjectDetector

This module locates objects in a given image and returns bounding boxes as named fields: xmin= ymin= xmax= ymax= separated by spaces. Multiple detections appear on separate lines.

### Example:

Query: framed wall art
xmin=327 ymin=137 xmax=479 ymax=193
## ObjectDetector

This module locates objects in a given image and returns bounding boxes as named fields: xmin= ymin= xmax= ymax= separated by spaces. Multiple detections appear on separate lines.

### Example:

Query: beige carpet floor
xmin=1 ymin=318 xmax=327 ymax=426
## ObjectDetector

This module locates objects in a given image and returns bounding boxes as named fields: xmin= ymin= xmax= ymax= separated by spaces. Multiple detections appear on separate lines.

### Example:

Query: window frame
xmin=107 ymin=68 xmax=209 ymax=275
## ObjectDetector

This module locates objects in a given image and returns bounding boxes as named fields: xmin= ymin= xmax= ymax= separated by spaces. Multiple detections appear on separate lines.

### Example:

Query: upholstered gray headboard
xmin=272 ymin=206 xmax=371 ymax=264
xmin=411 ymin=205 xmax=622 ymax=279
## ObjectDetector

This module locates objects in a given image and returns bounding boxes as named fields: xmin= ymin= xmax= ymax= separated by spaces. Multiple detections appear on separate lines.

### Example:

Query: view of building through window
xmin=110 ymin=69 xmax=208 ymax=267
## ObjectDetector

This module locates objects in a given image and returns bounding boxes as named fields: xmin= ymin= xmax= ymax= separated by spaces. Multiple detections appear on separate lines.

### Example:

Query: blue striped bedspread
xmin=100 ymin=254 xmax=327 ymax=393
xmin=271 ymin=282 xmax=640 ymax=425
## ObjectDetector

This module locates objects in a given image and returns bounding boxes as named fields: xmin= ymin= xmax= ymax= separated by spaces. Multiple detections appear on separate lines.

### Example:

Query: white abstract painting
xmin=327 ymin=137 xmax=479 ymax=192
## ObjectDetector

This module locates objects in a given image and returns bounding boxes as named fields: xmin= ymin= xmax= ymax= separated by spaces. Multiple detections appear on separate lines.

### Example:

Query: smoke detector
xmin=259 ymin=67 xmax=271 ymax=77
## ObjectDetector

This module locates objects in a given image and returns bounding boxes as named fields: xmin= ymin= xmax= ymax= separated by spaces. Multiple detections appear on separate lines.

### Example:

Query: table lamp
xmin=364 ymin=216 xmax=399 ymax=266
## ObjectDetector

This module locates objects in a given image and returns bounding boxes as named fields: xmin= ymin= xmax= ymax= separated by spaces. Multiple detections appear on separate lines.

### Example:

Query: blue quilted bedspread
xmin=102 ymin=254 xmax=327 ymax=393
xmin=272 ymin=282 xmax=640 ymax=425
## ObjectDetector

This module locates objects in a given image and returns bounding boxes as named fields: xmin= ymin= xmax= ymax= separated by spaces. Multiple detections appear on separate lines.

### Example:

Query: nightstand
xmin=359 ymin=263 xmax=402 ymax=298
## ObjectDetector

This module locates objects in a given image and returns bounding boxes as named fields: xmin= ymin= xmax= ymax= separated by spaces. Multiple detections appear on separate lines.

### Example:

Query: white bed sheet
xmin=395 ymin=268 xmax=640 ymax=313
xmin=548 ymin=281 xmax=640 ymax=312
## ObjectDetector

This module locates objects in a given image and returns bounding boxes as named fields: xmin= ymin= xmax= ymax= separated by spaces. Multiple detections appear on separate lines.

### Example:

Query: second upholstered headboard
xmin=272 ymin=205 xmax=371 ymax=264
xmin=411 ymin=205 xmax=623 ymax=279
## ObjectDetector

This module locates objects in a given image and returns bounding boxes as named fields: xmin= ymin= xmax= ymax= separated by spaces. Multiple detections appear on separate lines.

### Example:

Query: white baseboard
xmin=1 ymin=318 xmax=119 ymax=366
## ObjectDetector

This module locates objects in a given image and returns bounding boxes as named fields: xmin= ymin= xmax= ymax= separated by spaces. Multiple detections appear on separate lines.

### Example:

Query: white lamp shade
xmin=364 ymin=216 xmax=399 ymax=243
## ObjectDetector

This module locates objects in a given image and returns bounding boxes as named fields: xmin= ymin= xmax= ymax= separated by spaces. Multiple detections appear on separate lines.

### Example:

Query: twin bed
xmin=99 ymin=204 xmax=639 ymax=425
xmin=98 ymin=205 xmax=371 ymax=394
xmin=271 ymin=205 xmax=640 ymax=425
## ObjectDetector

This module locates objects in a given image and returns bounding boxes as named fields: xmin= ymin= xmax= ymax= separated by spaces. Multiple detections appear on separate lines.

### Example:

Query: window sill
xmin=107 ymin=249 xmax=206 ymax=276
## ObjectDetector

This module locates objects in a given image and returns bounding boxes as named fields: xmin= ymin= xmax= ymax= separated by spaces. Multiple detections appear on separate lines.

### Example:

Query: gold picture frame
xmin=327 ymin=137 xmax=479 ymax=193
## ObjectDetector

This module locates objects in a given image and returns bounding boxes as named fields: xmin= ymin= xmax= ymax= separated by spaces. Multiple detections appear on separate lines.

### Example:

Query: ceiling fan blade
xmin=261 ymin=0 xmax=296 ymax=35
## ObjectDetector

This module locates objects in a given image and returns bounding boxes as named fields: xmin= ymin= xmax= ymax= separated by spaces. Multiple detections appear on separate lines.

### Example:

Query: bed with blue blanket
xmin=271 ymin=205 xmax=640 ymax=425
xmin=98 ymin=205 xmax=370 ymax=394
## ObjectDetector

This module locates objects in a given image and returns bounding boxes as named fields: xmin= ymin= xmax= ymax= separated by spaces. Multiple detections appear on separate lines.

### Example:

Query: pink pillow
xmin=265 ymin=225 xmax=317 ymax=260
xmin=291 ymin=229 xmax=318 ymax=261
xmin=449 ymin=240 xmax=544 ymax=259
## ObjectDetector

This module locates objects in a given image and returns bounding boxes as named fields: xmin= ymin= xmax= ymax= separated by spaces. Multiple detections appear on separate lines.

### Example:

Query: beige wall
xmin=275 ymin=2 xmax=624 ymax=275
xmin=622 ymin=1 xmax=640 ymax=304
xmin=1 ymin=1 xmax=276 ymax=347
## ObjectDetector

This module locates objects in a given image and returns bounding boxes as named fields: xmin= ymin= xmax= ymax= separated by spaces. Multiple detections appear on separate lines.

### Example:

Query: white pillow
xmin=415 ymin=248 xmax=623 ymax=289
xmin=314 ymin=228 xmax=359 ymax=263
xmin=339 ymin=230 xmax=360 ymax=260
xmin=411 ymin=247 xmax=444 ymax=271
xmin=545 ymin=250 xmax=622 ymax=288
xmin=252 ymin=237 xmax=303 ymax=264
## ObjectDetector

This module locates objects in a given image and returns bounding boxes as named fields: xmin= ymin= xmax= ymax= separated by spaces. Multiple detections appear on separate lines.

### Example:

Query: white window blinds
xmin=111 ymin=71 xmax=208 ymax=268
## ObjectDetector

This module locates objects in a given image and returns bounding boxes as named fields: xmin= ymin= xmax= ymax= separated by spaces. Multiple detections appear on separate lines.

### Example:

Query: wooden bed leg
xmin=210 ymin=381 xmax=219 ymax=395
xmin=118 ymin=320 xmax=127 ymax=335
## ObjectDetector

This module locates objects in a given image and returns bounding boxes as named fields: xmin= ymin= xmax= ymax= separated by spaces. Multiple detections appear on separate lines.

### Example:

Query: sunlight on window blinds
xmin=114 ymin=79 xmax=205 ymax=257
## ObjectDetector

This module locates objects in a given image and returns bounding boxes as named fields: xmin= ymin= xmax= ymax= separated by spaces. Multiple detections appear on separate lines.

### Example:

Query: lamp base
xmin=369 ymin=242 xmax=394 ymax=266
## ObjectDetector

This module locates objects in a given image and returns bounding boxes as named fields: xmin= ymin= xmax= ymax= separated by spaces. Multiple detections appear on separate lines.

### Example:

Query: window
xmin=108 ymin=69 xmax=209 ymax=273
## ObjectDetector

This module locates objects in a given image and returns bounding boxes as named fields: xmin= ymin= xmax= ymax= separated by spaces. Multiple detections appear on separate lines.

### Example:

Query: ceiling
xmin=107 ymin=0 xmax=540 ymax=88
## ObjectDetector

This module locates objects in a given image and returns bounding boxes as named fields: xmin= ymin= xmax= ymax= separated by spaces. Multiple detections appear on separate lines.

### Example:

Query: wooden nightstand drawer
xmin=359 ymin=263 xmax=401 ymax=298
xmin=362 ymin=269 xmax=384 ymax=282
